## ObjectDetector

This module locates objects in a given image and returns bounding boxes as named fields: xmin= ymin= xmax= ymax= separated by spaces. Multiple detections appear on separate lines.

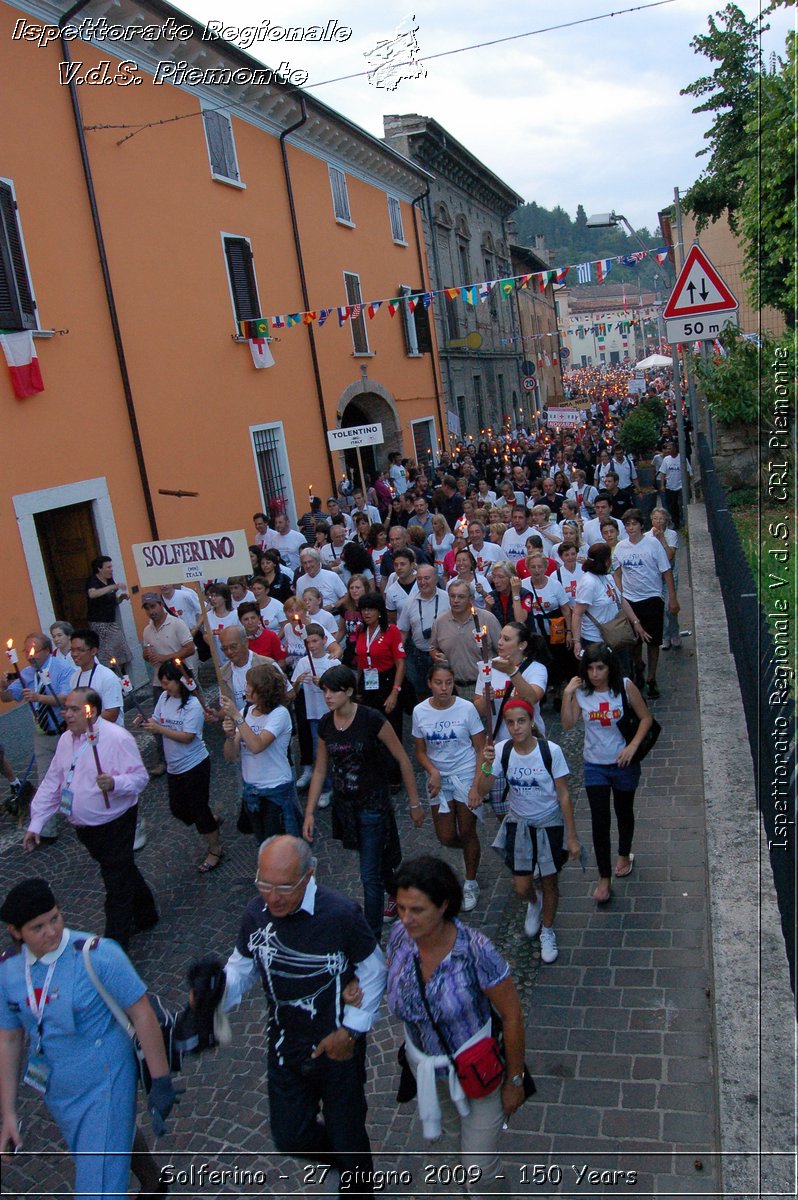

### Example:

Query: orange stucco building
xmin=1 ymin=0 xmax=445 ymax=679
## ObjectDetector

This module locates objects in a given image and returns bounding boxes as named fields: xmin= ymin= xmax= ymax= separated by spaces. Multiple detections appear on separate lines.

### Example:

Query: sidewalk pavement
xmin=1 ymin=525 xmax=791 ymax=1197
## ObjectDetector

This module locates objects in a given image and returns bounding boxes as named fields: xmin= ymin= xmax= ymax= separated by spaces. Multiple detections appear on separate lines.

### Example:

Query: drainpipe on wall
xmin=59 ymin=0 xmax=159 ymax=540
xmin=278 ymin=93 xmax=337 ymax=496
xmin=412 ymin=181 xmax=449 ymax=454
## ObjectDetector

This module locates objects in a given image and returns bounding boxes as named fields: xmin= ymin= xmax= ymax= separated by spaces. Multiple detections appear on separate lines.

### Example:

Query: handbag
xmin=412 ymin=958 xmax=503 ymax=1099
xmin=617 ymin=681 xmax=662 ymax=763
xmin=583 ymin=582 xmax=637 ymax=650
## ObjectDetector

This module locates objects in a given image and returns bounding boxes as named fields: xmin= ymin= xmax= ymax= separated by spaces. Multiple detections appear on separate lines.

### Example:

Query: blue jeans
xmin=308 ymin=718 xmax=332 ymax=790
xmin=358 ymin=810 xmax=386 ymax=939
xmin=242 ymin=779 xmax=302 ymax=841
xmin=268 ymin=1040 xmax=373 ymax=1196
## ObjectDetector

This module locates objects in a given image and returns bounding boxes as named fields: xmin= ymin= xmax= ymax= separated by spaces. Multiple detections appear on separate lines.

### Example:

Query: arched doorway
xmin=336 ymin=385 xmax=401 ymax=491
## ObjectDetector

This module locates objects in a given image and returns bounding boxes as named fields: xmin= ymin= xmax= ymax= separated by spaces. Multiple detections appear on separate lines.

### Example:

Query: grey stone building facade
xmin=383 ymin=114 xmax=530 ymax=440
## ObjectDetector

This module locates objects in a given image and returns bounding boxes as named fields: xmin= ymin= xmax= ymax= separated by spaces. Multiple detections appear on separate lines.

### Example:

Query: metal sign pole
xmin=669 ymin=347 xmax=690 ymax=528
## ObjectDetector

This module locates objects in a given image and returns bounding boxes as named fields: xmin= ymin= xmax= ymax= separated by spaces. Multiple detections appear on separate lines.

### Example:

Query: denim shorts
xmin=583 ymin=760 xmax=642 ymax=791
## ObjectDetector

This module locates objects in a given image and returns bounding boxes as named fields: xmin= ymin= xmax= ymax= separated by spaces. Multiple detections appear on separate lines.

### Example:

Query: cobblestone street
xmin=0 ymin=550 xmax=723 ymax=1197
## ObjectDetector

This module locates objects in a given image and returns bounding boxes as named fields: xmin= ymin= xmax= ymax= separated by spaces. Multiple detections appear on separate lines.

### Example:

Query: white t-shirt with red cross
xmin=553 ymin=562 xmax=581 ymax=602
xmin=574 ymin=682 xmax=629 ymax=764
xmin=519 ymin=576 xmax=569 ymax=637
xmin=474 ymin=660 xmax=548 ymax=740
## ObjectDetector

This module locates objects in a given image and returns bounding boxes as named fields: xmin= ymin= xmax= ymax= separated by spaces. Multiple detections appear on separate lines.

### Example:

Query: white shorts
xmin=430 ymin=769 xmax=483 ymax=820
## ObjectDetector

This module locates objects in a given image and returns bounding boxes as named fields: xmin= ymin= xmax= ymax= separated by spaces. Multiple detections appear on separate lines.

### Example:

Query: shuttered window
xmin=343 ymin=272 xmax=369 ymax=354
xmin=223 ymin=236 xmax=260 ymax=325
xmin=0 ymin=181 xmax=37 ymax=331
xmin=398 ymin=284 xmax=432 ymax=356
xmin=388 ymin=195 xmax=405 ymax=243
xmin=203 ymin=109 xmax=240 ymax=182
xmin=329 ymin=166 xmax=352 ymax=223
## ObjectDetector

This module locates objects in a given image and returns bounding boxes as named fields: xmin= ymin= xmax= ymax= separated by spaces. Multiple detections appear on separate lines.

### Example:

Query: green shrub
xmin=695 ymin=328 xmax=791 ymax=426
xmin=637 ymin=394 xmax=667 ymax=427
xmin=620 ymin=408 xmax=660 ymax=459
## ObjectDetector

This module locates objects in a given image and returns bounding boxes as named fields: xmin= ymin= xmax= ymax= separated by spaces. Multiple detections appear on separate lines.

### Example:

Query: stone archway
xmin=335 ymin=381 xmax=402 ymax=488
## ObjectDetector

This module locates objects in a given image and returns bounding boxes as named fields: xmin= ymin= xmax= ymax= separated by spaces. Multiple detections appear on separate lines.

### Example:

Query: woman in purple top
xmin=386 ymin=856 xmax=526 ymax=1194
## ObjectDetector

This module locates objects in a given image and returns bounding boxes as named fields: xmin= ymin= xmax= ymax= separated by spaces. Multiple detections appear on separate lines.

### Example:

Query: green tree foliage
xmin=681 ymin=4 xmax=765 ymax=232
xmin=695 ymin=327 xmax=785 ymax=426
xmin=513 ymin=203 xmax=660 ymax=289
xmin=738 ymin=32 xmax=796 ymax=325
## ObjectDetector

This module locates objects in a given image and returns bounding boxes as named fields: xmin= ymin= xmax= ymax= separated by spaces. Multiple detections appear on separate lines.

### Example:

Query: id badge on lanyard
xmin=23 ymin=958 xmax=57 ymax=1095
xmin=60 ymin=739 xmax=92 ymax=815
xmin=364 ymin=629 xmax=381 ymax=690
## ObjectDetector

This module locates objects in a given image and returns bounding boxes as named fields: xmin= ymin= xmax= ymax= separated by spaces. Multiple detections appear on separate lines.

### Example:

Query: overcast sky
xmin=180 ymin=0 xmax=794 ymax=233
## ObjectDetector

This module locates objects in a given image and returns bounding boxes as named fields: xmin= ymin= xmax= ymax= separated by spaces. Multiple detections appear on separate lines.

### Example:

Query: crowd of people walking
xmin=0 ymin=368 xmax=691 ymax=1197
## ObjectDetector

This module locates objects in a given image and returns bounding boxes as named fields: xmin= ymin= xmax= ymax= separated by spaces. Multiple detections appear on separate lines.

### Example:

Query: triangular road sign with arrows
xmin=663 ymin=244 xmax=738 ymax=318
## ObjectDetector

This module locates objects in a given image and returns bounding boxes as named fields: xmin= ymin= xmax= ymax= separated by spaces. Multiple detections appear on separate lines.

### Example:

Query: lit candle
xmin=292 ymin=614 xmax=307 ymax=641
xmin=480 ymin=624 xmax=491 ymax=664
xmin=308 ymin=484 xmax=314 ymax=498
xmin=84 ymin=705 xmax=108 ymax=805
xmin=174 ymin=657 xmax=197 ymax=691
xmin=471 ymin=605 xmax=481 ymax=637
xmin=5 ymin=639 xmax=20 ymax=674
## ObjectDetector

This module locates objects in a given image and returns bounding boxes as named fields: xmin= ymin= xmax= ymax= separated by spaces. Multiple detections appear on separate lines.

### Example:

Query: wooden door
xmin=34 ymin=502 xmax=100 ymax=627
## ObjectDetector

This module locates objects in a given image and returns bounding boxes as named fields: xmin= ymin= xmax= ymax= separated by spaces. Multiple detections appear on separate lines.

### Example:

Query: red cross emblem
xmin=596 ymin=701 xmax=613 ymax=727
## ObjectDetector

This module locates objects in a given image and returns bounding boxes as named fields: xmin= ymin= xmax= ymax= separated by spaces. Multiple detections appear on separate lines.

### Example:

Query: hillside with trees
xmin=513 ymin=202 xmax=665 ymax=291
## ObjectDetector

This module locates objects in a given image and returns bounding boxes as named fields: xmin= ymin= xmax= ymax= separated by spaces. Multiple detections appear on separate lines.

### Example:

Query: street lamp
xmin=587 ymin=211 xmax=664 ymax=352
xmin=587 ymin=214 xmax=689 ymax=526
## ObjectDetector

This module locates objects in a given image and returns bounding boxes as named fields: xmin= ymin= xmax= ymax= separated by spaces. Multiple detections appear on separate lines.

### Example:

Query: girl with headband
xmin=475 ymin=699 xmax=580 ymax=965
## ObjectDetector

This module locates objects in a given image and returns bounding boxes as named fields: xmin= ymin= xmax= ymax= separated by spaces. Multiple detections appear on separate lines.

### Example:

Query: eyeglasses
xmin=253 ymin=871 xmax=309 ymax=895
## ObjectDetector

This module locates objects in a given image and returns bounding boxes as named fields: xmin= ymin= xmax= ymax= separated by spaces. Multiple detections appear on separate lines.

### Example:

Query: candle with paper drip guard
xmin=109 ymin=658 xmax=148 ymax=718
xmin=174 ymin=656 xmax=212 ymax=715
xmin=5 ymin=639 xmax=21 ymax=677
xmin=173 ymin=657 xmax=196 ymax=690
xmin=291 ymin=613 xmax=307 ymax=641
xmin=470 ymin=606 xmax=482 ymax=642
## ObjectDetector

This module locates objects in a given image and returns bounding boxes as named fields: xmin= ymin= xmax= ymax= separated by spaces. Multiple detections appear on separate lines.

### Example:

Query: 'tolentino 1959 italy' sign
xmin=132 ymin=529 xmax=252 ymax=585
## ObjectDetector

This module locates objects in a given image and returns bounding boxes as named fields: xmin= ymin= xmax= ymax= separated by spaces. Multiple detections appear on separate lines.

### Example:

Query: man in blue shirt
xmin=0 ymin=633 xmax=74 ymax=840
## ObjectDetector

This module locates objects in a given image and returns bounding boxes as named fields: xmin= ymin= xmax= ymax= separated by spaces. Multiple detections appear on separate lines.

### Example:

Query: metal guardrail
xmin=698 ymin=433 xmax=795 ymax=993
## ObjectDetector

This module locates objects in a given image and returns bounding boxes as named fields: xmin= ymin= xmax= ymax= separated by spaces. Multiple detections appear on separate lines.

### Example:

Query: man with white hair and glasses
xmin=221 ymin=835 xmax=386 ymax=1195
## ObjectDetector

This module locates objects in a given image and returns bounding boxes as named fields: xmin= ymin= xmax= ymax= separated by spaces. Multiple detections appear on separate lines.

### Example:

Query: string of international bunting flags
xmin=238 ymin=245 xmax=675 ymax=340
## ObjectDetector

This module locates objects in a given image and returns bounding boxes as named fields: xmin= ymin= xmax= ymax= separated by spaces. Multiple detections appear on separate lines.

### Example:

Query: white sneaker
xmin=462 ymin=880 xmax=480 ymax=912
xmin=539 ymin=926 xmax=558 ymax=963
xmin=524 ymin=894 xmax=543 ymax=938
xmin=317 ymin=790 xmax=332 ymax=809
xmin=133 ymin=817 xmax=147 ymax=852
xmin=296 ymin=767 xmax=314 ymax=790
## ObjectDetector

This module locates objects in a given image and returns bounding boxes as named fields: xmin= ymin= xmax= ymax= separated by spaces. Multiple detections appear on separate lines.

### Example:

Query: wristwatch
xmin=343 ymin=1026 xmax=364 ymax=1041
xmin=508 ymin=1073 xmax=524 ymax=1087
